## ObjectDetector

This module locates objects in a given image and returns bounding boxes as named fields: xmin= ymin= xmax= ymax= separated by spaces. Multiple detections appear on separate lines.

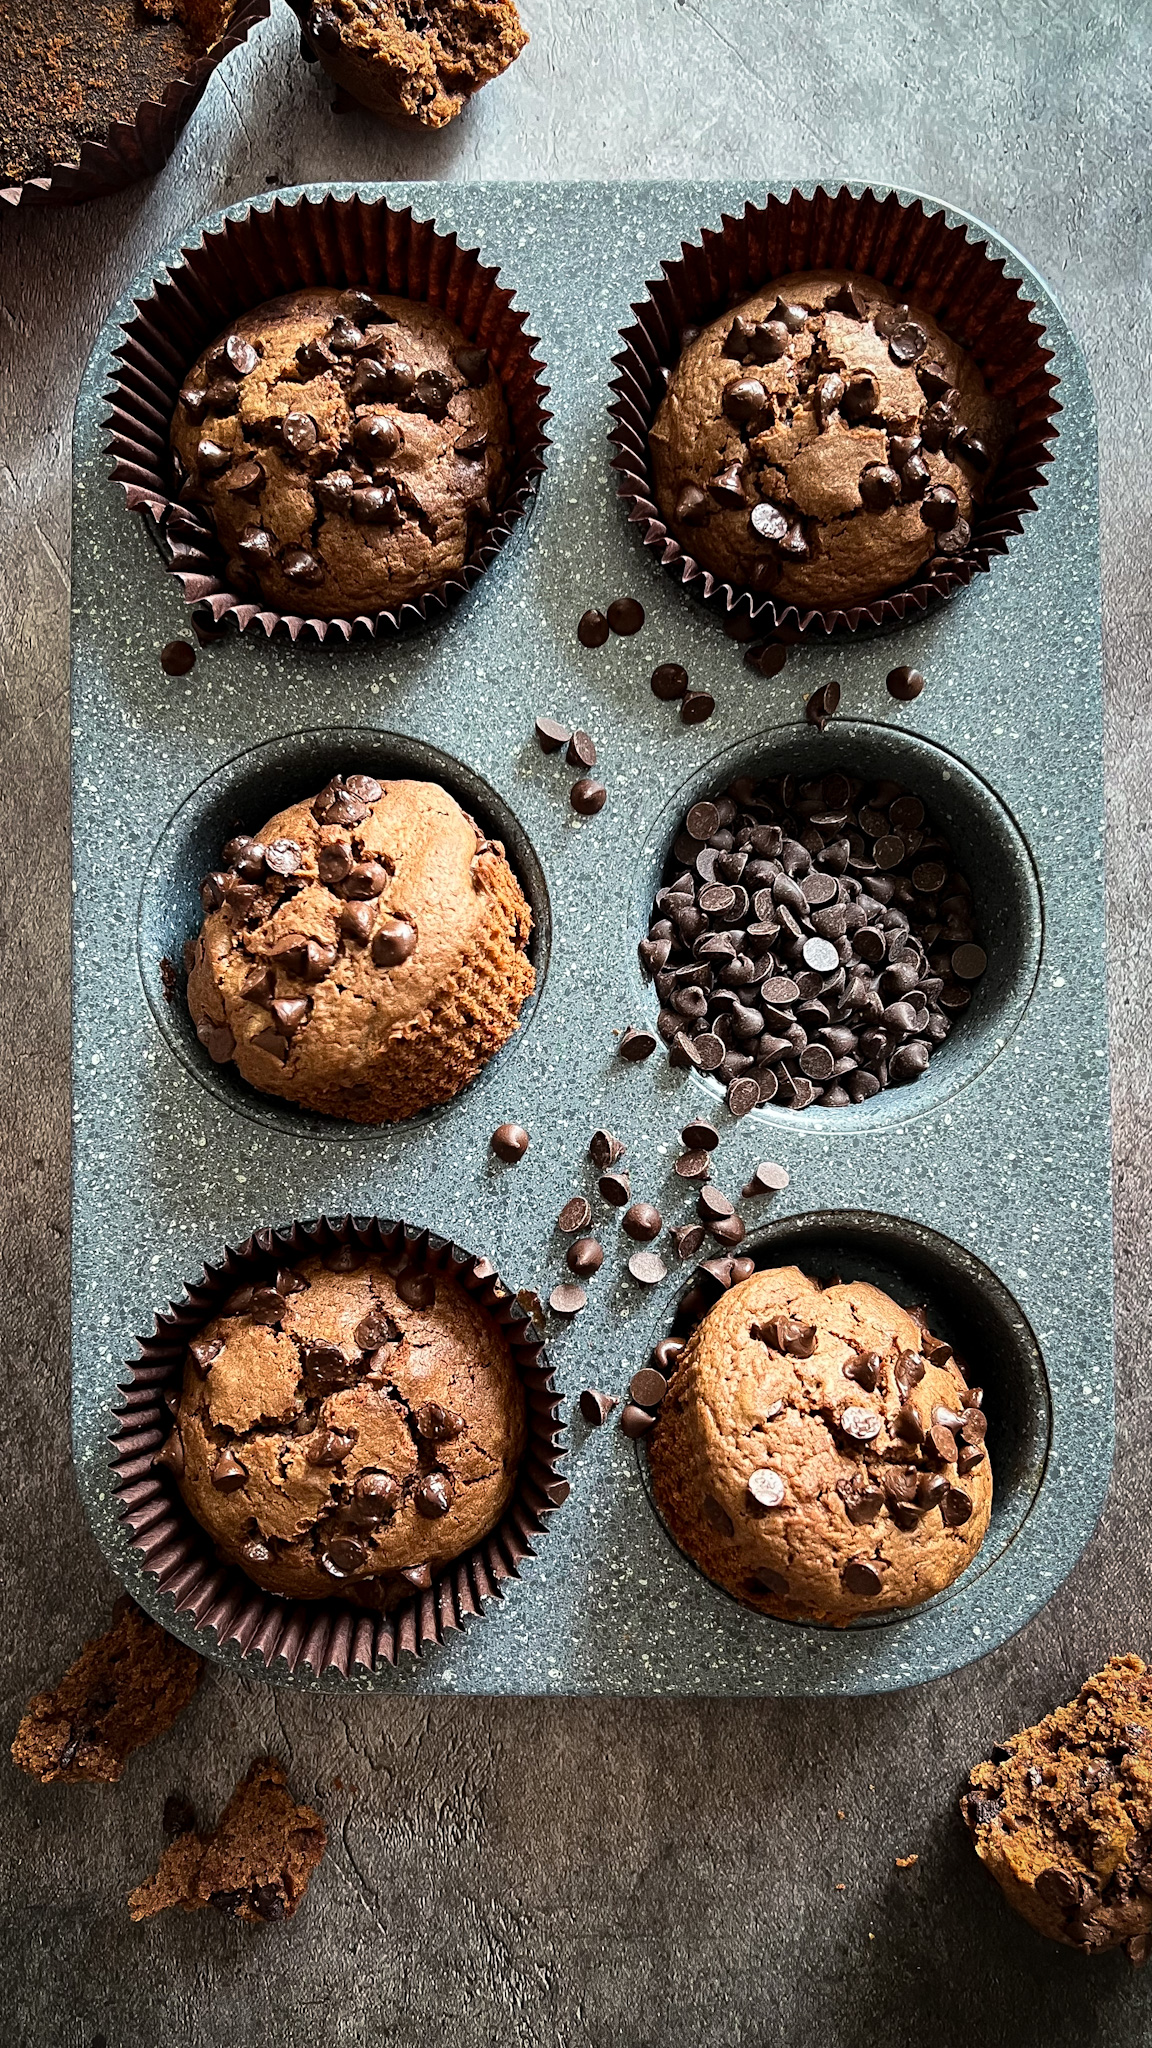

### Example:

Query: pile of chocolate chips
xmin=641 ymin=768 xmax=987 ymax=1112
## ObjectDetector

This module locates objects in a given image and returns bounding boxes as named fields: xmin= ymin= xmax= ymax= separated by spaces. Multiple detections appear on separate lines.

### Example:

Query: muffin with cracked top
xmin=158 ymin=1244 xmax=527 ymax=1605
xmin=185 ymin=770 xmax=534 ymax=1123
xmin=650 ymin=271 xmax=1011 ymax=612
xmin=170 ymin=285 xmax=510 ymax=619
xmin=647 ymin=1263 xmax=991 ymax=1624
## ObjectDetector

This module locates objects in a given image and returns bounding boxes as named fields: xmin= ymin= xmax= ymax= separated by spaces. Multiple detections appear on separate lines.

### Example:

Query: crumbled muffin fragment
xmin=129 ymin=1758 xmax=327 ymax=1922
xmin=962 ymin=1656 xmax=1152 ymax=1965
xmin=11 ymin=1599 xmax=202 ymax=1785
xmin=300 ymin=0 xmax=527 ymax=127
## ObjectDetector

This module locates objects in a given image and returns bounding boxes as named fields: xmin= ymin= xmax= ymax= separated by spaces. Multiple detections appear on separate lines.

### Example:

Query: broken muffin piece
xmin=962 ymin=1656 xmax=1152 ymax=1965
xmin=11 ymin=1599 xmax=202 ymax=1786
xmin=129 ymin=1758 xmax=328 ymax=1922
xmin=298 ymin=0 xmax=528 ymax=127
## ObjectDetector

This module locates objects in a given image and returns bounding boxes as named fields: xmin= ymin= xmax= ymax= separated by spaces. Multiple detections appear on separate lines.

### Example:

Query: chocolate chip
xmin=652 ymin=663 xmax=689 ymax=700
xmin=211 ymin=1448 xmax=247 ymax=1492
xmin=589 ymin=1129 xmax=624 ymax=1168
xmin=414 ymin=1402 xmax=465 ymax=1444
xmin=750 ymin=500 xmax=789 ymax=542
xmin=196 ymin=438 xmax=231 ymax=475
xmin=534 ymin=714 xmax=569 ymax=753
xmin=887 ymin=665 xmax=926 ymax=702
xmin=570 ymin=778 xmax=607 ymax=816
xmin=491 ymin=1122 xmax=529 ymax=1162
xmin=161 ymin=639 xmax=196 ymax=676
xmin=567 ymin=730 xmax=597 ymax=769
xmin=673 ymin=1223 xmax=706 ymax=1259
xmin=681 ymin=691 xmax=715 ymax=725
xmin=549 ymin=1283 xmax=587 ymax=1316
xmin=859 ymin=464 xmax=901 ymax=510
xmin=934 ymin=517 xmax=972 ymax=557
xmin=742 ymin=1161 xmax=789 ymax=1197
xmin=826 ymin=281 xmax=867 ymax=319
xmin=396 ymin=1270 xmax=435 ymax=1310
xmin=280 ymin=545 xmax=324 ymax=585
xmin=888 ymin=322 xmax=928 ymax=365
xmin=623 ymin=1202 xmax=662 ymax=1243
xmin=675 ymin=1151 xmax=711 ymax=1181
xmin=370 ymin=915 xmax=417 ymax=968
xmin=748 ymin=642 xmax=788 ymax=679
xmin=567 ymin=1237 xmax=603 ymax=1277
xmin=805 ymin=682 xmax=840 ymax=730
xmin=843 ymin=1558 xmax=883 ymax=1596
xmin=708 ymin=464 xmax=746 ymax=510
xmin=727 ymin=1077 xmax=759 ymax=1117
xmin=577 ymin=610 xmax=609 ymax=648
xmin=454 ymin=346 xmax=489 ymax=386
xmin=607 ymin=597 xmax=645 ymax=636
xmin=579 ymin=1388 xmax=617 ymax=1426
xmin=952 ymin=944 xmax=987 ymax=980
xmin=628 ymin=1251 xmax=667 ymax=1285
xmin=724 ymin=376 xmax=771 ymax=426
xmin=155 ymin=1428 xmax=185 ymax=1477
xmin=558 ymin=1196 xmax=592 ymax=1233
xmin=620 ymin=1403 xmax=656 ymax=1439
xmin=674 ymin=482 xmax=710 ymax=524
xmin=630 ymin=1367 xmax=668 ymax=1408
xmin=920 ymin=485 xmax=960 ymax=532
xmin=940 ymin=1485 xmax=973 ymax=1526
xmin=415 ymin=1473 xmax=453 ymax=1518
xmin=839 ymin=1406 xmax=882 ymax=1444
xmin=747 ymin=1468 xmax=785 ymax=1509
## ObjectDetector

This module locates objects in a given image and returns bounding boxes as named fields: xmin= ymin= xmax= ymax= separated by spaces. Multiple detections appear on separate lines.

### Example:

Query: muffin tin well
xmin=71 ymin=181 xmax=1109 ymax=1697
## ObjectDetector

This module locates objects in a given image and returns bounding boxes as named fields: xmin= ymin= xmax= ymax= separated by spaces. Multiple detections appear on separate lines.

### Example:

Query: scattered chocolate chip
xmin=579 ymin=1388 xmax=617 ymax=1426
xmin=620 ymin=1402 xmax=656 ymax=1439
xmin=577 ymin=609 xmax=610 ymax=649
xmin=628 ymin=1251 xmax=667 ymax=1285
xmin=549 ymin=1283 xmax=587 ymax=1316
xmin=727 ymin=1077 xmax=759 ymax=1118
xmin=619 ymin=1026 xmax=657 ymax=1063
xmin=630 ymin=1367 xmax=667 ymax=1408
xmin=491 ymin=1123 xmax=529 ymax=1162
xmin=567 ymin=730 xmax=597 ymax=769
xmin=535 ymin=715 xmax=569 ymax=754
xmin=673 ymin=1223 xmax=707 ymax=1259
xmin=558 ymin=1196 xmax=592 ymax=1233
xmin=805 ymin=681 xmax=841 ymax=730
xmin=675 ymin=1150 xmax=711 ymax=1180
xmin=589 ymin=1129 xmax=625 ymax=1169
xmin=160 ymin=639 xmax=196 ymax=677
xmin=607 ymin=597 xmax=645 ymax=636
xmin=742 ymin=1161 xmax=789 ymax=1197
xmin=952 ymin=943 xmax=987 ymax=980
xmin=652 ymin=663 xmax=689 ymax=700
xmin=681 ymin=691 xmax=716 ymax=725
xmin=567 ymin=1237 xmax=603 ymax=1277
xmin=570 ymin=778 xmax=607 ymax=816
xmin=623 ymin=1202 xmax=662 ymax=1243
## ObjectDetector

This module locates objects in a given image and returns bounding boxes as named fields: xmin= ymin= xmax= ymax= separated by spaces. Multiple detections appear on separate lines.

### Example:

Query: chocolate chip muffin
xmin=298 ymin=0 xmax=527 ymax=127
xmin=170 ymin=285 xmax=511 ymax=619
xmin=159 ymin=1245 xmax=527 ymax=1604
xmin=647 ymin=1265 xmax=991 ymax=1624
xmin=185 ymin=771 xmax=535 ymax=1123
xmin=962 ymin=1658 xmax=1152 ymax=1966
xmin=650 ymin=271 xmax=1011 ymax=611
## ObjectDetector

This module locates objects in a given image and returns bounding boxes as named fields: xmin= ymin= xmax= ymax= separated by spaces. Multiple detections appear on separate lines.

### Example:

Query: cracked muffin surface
xmin=650 ymin=269 xmax=1011 ymax=611
xmin=170 ymin=285 xmax=511 ymax=618
xmin=647 ymin=1265 xmax=992 ymax=1624
xmin=962 ymin=1657 xmax=1152 ymax=1966
xmin=164 ymin=1248 xmax=527 ymax=1604
xmin=300 ymin=0 xmax=528 ymax=127
xmin=185 ymin=771 xmax=535 ymax=1124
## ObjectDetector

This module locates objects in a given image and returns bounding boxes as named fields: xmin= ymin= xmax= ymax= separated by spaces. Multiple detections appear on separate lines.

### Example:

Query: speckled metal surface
xmin=70 ymin=180 xmax=1108 ymax=1697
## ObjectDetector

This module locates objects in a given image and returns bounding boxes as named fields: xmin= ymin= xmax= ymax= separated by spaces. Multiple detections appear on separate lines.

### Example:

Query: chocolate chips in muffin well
xmin=649 ymin=271 xmax=1010 ymax=612
xmin=962 ymin=1657 xmax=1152 ymax=1965
xmin=647 ymin=1264 xmax=991 ymax=1624
xmin=128 ymin=1758 xmax=327 ymax=1923
xmin=185 ymin=772 xmax=534 ymax=1124
xmin=297 ymin=0 xmax=527 ymax=128
xmin=169 ymin=286 xmax=511 ymax=620
xmin=641 ymin=766 xmax=986 ymax=1110
xmin=11 ymin=1599 xmax=201 ymax=1786
xmin=163 ymin=1247 xmax=527 ymax=1607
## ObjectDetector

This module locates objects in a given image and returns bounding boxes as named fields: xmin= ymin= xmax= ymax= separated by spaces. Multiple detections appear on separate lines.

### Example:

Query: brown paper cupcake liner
xmin=609 ymin=184 xmax=1061 ymax=641
xmin=105 ymin=192 xmax=551 ymax=643
xmin=0 ymin=0 xmax=270 ymax=211
xmin=107 ymin=1216 xmax=566 ymax=1676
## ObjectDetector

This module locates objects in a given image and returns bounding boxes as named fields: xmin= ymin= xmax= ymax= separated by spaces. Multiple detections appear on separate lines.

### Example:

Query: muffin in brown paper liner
xmin=105 ymin=191 xmax=551 ymax=643
xmin=0 ymin=0 xmax=270 ymax=211
xmin=609 ymin=185 xmax=1061 ymax=641
xmin=108 ymin=1217 xmax=566 ymax=1676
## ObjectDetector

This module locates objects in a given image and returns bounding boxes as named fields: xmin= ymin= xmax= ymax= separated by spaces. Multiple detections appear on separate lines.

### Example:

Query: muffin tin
xmin=71 ymin=181 xmax=1109 ymax=1696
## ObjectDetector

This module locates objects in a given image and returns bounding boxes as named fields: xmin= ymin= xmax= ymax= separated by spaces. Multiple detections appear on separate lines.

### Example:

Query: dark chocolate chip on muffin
xmin=162 ymin=1247 xmax=527 ymax=1606
xmin=185 ymin=772 xmax=534 ymax=1124
xmin=170 ymin=286 xmax=512 ymax=619
xmin=649 ymin=271 xmax=1011 ymax=611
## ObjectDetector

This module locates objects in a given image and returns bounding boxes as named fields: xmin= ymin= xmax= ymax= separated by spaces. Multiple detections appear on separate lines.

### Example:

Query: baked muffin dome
xmin=647 ymin=1264 xmax=992 ymax=1624
xmin=649 ymin=270 xmax=1010 ymax=612
xmin=170 ymin=285 xmax=511 ymax=618
xmin=185 ymin=772 xmax=535 ymax=1123
xmin=165 ymin=1248 xmax=527 ymax=1605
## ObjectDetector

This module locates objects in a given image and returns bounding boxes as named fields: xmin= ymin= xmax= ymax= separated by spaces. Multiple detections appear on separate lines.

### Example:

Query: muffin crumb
xmin=129 ymin=1758 xmax=326 ymax=1922
xmin=300 ymin=0 xmax=527 ymax=126
xmin=11 ymin=1599 xmax=202 ymax=1785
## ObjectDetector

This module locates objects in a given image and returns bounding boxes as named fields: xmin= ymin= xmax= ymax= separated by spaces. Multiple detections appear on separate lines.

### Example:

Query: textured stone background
xmin=1 ymin=2 xmax=1149 ymax=2041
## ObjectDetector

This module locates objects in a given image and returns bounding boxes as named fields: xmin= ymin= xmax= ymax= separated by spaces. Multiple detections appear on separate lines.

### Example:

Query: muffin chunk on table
xmin=298 ymin=0 xmax=528 ymax=127
xmin=647 ymin=1264 xmax=991 ymax=1624
xmin=650 ymin=270 xmax=1010 ymax=611
xmin=186 ymin=771 xmax=534 ymax=1124
xmin=170 ymin=285 xmax=511 ymax=618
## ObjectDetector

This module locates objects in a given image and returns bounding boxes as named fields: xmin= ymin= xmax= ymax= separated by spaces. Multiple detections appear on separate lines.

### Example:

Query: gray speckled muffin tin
xmin=70 ymin=181 xmax=1110 ymax=1696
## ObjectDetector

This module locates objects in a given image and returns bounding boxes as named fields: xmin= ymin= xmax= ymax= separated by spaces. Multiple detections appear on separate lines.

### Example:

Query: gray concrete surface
xmin=1 ymin=2 xmax=1150 ymax=2041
